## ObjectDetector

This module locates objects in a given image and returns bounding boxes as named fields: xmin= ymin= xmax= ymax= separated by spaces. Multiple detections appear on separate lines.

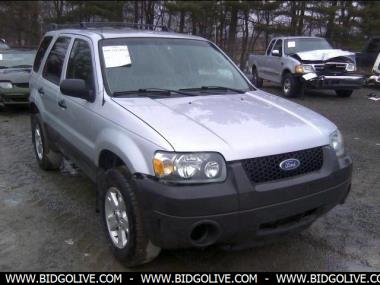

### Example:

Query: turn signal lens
xmin=295 ymin=65 xmax=304 ymax=74
xmin=153 ymin=155 xmax=174 ymax=177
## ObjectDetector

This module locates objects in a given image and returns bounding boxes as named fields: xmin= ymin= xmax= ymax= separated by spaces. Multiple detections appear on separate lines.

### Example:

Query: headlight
xmin=0 ymin=81 xmax=13 ymax=89
xmin=153 ymin=151 xmax=227 ymax=183
xmin=346 ymin=63 xmax=356 ymax=72
xmin=330 ymin=130 xmax=345 ymax=156
xmin=295 ymin=64 xmax=314 ymax=74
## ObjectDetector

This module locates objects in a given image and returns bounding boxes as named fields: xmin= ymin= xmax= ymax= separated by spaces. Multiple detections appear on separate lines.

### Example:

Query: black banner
xmin=1 ymin=272 xmax=380 ymax=284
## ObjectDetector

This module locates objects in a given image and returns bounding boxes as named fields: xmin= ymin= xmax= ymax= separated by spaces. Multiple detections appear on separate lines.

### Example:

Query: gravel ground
xmin=0 ymin=86 xmax=379 ymax=271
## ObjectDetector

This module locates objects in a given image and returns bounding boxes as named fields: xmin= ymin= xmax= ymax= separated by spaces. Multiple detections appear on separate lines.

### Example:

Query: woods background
xmin=0 ymin=1 xmax=379 ymax=68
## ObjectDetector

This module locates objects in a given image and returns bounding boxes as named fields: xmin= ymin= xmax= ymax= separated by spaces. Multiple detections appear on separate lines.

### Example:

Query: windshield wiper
xmin=0 ymin=66 xmax=9 ymax=69
xmin=179 ymin=86 xmax=247 ymax=94
xmin=112 ymin=88 xmax=196 ymax=97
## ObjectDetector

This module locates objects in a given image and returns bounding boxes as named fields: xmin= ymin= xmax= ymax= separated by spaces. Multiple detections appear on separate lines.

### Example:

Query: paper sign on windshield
xmin=287 ymin=41 xmax=296 ymax=48
xmin=0 ymin=54 xmax=2 ymax=60
xmin=102 ymin=46 xmax=131 ymax=68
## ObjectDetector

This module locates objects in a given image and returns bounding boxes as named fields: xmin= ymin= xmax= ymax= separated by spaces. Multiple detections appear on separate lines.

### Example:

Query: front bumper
xmin=134 ymin=147 xmax=352 ymax=249
xmin=0 ymin=87 xmax=29 ymax=106
xmin=303 ymin=74 xmax=365 ymax=89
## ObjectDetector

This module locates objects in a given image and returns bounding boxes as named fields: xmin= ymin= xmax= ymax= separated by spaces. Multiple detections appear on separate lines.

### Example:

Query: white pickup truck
xmin=248 ymin=36 xmax=364 ymax=97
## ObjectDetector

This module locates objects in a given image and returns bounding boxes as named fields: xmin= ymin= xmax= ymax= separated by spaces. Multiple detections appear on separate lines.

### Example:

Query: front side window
xmin=42 ymin=37 xmax=71 ymax=85
xmin=66 ymin=39 xmax=95 ymax=91
xmin=272 ymin=40 xmax=283 ymax=56
xmin=100 ymin=38 xmax=251 ymax=95
xmin=33 ymin=36 xmax=53 ymax=72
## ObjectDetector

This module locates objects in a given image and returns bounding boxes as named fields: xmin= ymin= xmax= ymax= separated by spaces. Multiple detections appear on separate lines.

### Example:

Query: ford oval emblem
xmin=279 ymin=158 xmax=300 ymax=171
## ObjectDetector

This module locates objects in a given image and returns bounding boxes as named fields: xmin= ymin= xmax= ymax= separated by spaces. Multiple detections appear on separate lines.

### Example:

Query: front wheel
xmin=100 ymin=166 xmax=161 ymax=267
xmin=282 ymin=73 xmax=303 ymax=97
xmin=335 ymin=90 xmax=353 ymax=97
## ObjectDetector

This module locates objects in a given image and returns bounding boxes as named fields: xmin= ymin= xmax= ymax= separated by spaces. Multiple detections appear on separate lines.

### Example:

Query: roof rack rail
xmin=45 ymin=22 xmax=170 ymax=32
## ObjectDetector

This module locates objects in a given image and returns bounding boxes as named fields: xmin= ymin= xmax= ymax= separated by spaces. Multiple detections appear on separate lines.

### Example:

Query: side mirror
xmin=272 ymin=49 xmax=280 ymax=56
xmin=60 ymin=79 xmax=92 ymax=101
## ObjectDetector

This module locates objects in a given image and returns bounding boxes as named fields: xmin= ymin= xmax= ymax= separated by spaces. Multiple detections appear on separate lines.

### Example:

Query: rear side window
xmin=33 ymin=36 xmax=53 ymax=72
xmin=42 ymin=37 xmax=71 ymax=85
xmin=66 ymin=39 xmax=95 ymax=91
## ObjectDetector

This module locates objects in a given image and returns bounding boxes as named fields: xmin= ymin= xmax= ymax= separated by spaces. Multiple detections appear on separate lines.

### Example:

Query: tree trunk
xmin=227 ymin=4 xmax=238 ymax=57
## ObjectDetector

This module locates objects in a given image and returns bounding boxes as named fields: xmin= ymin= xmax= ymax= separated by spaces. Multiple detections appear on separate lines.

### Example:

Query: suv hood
xmin=113 ymin=90 xmax=336 ymax=161
xmin=295 ymin=49 xmax=355 ymax=62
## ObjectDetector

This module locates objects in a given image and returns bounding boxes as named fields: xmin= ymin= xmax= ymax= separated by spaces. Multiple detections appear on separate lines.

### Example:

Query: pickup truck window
xmin=284 ymin=38 xmax=332 ymax=55
xmin=272 ymin=40 xmax=283 ymax=56
xmin=42 ymin=37 xmax=71 ymax=85
xmin=266 ymin=40 xmax=275 ymax=56
xmin=100 ymin=38 xmax=250 ymax=95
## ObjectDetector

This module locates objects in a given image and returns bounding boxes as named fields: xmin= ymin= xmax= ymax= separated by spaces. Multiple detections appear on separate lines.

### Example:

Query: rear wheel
xmin=335 ymin=90 xmax=353 ymax=97
xmin=31 ymin=113 xmax=62 ymax=170
xmin=282 ymin=73 xmax=302 ymax=97
xmin=251 ymin=67 xmax=263 ymax=88
xmin=100 ymin=166 xmax=161 ymax=267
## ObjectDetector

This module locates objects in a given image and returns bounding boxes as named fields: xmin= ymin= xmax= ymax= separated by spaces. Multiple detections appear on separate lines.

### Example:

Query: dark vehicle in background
xmin=356 ymin=36 xmax=380 ymax=75
xmin=0 ymin=49 xmax=35 ymax=108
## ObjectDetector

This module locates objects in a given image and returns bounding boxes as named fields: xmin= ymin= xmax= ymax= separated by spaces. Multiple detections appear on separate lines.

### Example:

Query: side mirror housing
xmin=60 ymin=79 xmax=93 ymax=101
xmin=271 ymin=49 xmax=280 ymax=56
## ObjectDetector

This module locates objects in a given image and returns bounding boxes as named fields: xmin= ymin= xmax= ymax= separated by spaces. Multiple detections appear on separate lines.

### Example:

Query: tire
xmin=99 ymin=166 xmax=161 ymax=267
xmin=282 ymin=73 xmax=302 ymax=97
xmin=335 ymin=90 xmax=353 ymax=97
xmin=31 ymin=113 xmax=62 ymax=170
xmin=251 ymin=67 xmax=263 ymax=88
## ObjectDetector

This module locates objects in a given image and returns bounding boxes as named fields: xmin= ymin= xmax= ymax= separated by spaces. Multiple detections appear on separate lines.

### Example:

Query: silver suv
xmin=29 ymin=25 xmax=352 ymax=266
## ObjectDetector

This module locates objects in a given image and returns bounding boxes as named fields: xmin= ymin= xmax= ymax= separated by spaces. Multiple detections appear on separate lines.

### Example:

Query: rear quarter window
xmin=42 ymin=37 xmax=71 ymax=85
xmin=33 ymin=36 xmax=53 ymax=72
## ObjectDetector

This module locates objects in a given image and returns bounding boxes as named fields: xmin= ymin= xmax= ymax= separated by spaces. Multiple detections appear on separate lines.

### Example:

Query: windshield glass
xmin=0 ymin=50 xmax=35 ymax=68
xmin=100 ymin=38 xmax=250 ymax=95
xmin=284 ymin=38 xmax=332 ymax=55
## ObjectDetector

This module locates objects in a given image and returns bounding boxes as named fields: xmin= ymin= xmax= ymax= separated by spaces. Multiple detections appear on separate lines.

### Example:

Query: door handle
xmin=58 ymin=99 xmax=67 ymax=109
xmin=38 ymin=87 xmax=45 ymax=95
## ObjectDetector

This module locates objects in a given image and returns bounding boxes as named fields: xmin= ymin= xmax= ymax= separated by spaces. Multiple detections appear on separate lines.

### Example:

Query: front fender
xmin=95 ymin=128 xmax=173 ymax=176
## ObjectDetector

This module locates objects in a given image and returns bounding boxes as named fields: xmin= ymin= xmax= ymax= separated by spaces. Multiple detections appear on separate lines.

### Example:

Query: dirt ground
xmin=0 ymin=86 xmax=379 ymax=272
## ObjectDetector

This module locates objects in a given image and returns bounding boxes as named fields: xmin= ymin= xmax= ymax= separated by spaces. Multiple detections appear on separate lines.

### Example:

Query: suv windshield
xmin=0 ymin=50 xmax=35 ymax=68
xmin=100 ymin=38 xmax=251 ymax=95
xmin=284 ymin=38 xmax=332 ymax=55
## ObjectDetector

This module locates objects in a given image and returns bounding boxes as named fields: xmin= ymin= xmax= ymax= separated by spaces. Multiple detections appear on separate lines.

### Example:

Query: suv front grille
xmin=241 ymin=147 xmax=324 ymax=184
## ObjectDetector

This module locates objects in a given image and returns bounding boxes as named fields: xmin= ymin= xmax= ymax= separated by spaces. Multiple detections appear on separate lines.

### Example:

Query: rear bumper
xmin=305 ymin=74 xmax=365 ymax=89
xmin=134 ymin=147 xmax=352 ymax=249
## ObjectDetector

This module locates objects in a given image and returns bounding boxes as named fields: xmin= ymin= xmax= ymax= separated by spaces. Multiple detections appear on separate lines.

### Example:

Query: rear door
xmin=39 ymin=36 xmax=72 ymax=138
xmin=258 ymin=39 xmax=275 ymax=80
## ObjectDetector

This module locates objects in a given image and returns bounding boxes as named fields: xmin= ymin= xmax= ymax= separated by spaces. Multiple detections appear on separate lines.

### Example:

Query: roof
xmin=272 ymin=36 xmax=323 ymax=40
xmin=46 ymin=27 xmax=206 ymax=41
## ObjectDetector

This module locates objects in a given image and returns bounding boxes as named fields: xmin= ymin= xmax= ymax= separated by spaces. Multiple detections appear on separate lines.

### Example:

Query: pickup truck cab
xmin=29 ymin=26 xmax=352 ymax=266
xmin=248 ymin=36 xmax=364 ymax=97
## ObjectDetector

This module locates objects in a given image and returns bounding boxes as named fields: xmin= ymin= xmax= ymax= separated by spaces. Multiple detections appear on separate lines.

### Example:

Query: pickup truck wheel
xmin=100 ymin=166 xmax=161 ymax=267
xmin=31 ymin=114 xmax=62 ymax=170
xmin=335 ymin=90 xmax=353 ymax=97
xmin=282 ymin=73 xmax=301 ymax=97
xmin=251 ymin=67 xmax=263 ymax=88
